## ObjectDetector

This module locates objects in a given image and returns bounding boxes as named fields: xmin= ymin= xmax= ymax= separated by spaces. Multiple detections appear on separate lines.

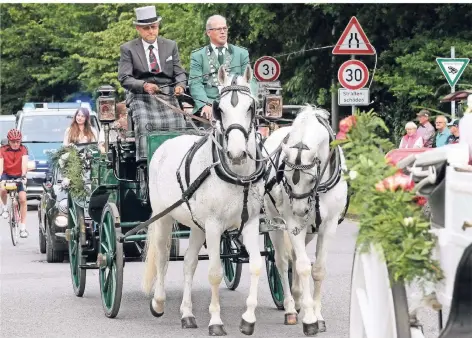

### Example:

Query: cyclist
xmin=0 ymin=129 xmax=29 ymax=238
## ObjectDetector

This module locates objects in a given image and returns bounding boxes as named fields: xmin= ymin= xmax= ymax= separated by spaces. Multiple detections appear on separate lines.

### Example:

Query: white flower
xmin=349 ymin=170 xmax=358 ymax=180
xmin=58 ymin=159 xmax=65 ymax=168
xmin=62 ymin=177 xmax=70 ymax=188
xmin=60 ymin=152 xmax=70 ymax=160
xmin=403 ymin=217 xmax=414 ymax=226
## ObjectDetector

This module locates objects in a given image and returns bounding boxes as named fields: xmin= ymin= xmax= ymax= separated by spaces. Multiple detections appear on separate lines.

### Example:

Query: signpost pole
xmin=451 ymin=46 xmax=455 ymax=120
xmin=351 ymin=55 xmax=356 ymax=115
xmin=331 ymin=26 xmax=338 ymax=131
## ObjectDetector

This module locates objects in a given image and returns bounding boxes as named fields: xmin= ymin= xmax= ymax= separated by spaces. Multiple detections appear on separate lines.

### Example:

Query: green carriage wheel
xmin=98 ymin=202 xmax=124 ymax=319
xmin=265 ymin=233 xmax=293 ymax=310
xmin=220 ymin=234 xmax=242 ymax=290
xmin=67 ymin=197 xmax=86 ymax=297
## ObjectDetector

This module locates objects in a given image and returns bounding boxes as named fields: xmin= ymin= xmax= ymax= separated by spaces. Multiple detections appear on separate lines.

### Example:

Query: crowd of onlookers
xmin=399 ymin=109 xmax=460 ymax=149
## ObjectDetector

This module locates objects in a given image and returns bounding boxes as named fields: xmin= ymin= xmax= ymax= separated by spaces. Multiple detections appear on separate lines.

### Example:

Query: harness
xmin=264 ymin=114 xmax=343 ymax=234
xmin=121 ymin=76 xmax=266 ymax=241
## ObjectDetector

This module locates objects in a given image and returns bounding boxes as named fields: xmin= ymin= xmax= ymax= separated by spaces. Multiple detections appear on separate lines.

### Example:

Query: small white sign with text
xmin=338 ymin=88 xmax=370 ymax=106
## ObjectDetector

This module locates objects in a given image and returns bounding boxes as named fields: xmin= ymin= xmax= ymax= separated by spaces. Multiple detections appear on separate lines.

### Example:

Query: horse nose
xmin=226 ymin=150 xmax=247 ymax=161
xmin=304 ymin=207 xmax=310 ymax=215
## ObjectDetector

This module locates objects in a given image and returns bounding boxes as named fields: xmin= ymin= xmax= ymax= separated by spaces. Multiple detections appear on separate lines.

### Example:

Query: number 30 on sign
xmin=338 ymin=60 xmax=369 ymax=90
xmin=254 ymin=56 xmax=281 ymax=82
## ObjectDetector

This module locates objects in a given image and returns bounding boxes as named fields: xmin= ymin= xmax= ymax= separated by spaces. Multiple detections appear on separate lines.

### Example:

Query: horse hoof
xmin=284 ymin=313 xmax=298 ymax=325
xmin=318 ymin=320 xmax=326 ymax=332
xmin=149 ymin=299 xmax=164 ymax=318
xmin=303 ymin=322 xmax=319 ymax=336
xmin=209 ymin=324 xmax=227 ymax=336
xmin=181 ymin=316 xmax=198 ymax=329
xmin=239 ymin=318 xmax=255 ymax=335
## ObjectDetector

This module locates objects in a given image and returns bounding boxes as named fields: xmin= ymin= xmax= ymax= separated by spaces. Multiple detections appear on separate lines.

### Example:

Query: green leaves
xmin=341 ymin=111 xmax=443 ymax=285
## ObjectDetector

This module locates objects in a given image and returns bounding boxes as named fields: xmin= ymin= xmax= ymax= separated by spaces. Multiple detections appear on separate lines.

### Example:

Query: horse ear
xmin=244 ymin=64 xmax=253 ymax=84
xmin=281 ymin=142 xmax=289 ymax=155
xmin=217 ymin=66 xmax=227 ymax=85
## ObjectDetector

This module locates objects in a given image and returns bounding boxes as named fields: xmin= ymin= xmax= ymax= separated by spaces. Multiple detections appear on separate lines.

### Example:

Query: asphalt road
xmin=1 ymin=207 xmax=445 ymax=338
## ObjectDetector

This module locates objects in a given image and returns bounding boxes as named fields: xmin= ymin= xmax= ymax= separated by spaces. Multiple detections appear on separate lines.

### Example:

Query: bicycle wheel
xmin=10 ymin=197 xmax=20 ymax=246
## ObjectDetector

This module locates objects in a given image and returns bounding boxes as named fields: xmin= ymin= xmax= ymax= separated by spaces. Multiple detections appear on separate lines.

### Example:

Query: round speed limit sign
xmin=338 ymin=60 xmax=369 ymax=90
xmin=254 ymin=56 xmax=281 ymax=82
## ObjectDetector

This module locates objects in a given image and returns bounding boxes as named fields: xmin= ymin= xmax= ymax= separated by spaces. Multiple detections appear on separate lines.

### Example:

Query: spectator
xmin=416 ymin=110 xmax=435 ymax=148
xmin=399 ymin=121 xmax=423 ymax=149
xmin=459 ymin=112 xmax=472 ymax=164
xmin=446 ymin=119 xmax=460 ymax=144
xmin=433 ymin=115 xmax=451 ymax=147
xmin=63 ymin=108 xmax=98 ymax=146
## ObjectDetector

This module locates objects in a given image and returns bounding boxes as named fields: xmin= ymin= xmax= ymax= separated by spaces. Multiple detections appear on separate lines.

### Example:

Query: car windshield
xmin=20 ymin=114 xmax=100 ymax=142
xmin=0 ymin=120 xmax=16 ymax=138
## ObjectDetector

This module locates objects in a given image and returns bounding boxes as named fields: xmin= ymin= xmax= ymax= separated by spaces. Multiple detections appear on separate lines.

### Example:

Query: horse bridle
xmin=281 ymin=139 xmax=323 ymax=204
xmin=212 ymin=76 xmax=256 ymax=141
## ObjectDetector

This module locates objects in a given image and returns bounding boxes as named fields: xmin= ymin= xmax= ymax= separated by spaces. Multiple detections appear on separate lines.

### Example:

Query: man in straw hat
xmin=118 ymin=5 xmax=188 ymax=160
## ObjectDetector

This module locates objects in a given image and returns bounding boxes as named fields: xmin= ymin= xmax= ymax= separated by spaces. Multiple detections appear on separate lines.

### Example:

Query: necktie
xmin=148 ymin=45 xmax=160 ymax=73
xmin=216 ymin=47 xmax=224 ymax=65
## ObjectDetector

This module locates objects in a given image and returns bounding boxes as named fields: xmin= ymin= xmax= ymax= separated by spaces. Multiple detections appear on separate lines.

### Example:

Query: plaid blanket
xmin=126 ymin=92 xmax=187 ymax=160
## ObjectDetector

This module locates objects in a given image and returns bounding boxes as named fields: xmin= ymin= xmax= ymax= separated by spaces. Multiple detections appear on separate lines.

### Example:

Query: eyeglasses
xmin=208 ymin=27 xmax=228 ymax=32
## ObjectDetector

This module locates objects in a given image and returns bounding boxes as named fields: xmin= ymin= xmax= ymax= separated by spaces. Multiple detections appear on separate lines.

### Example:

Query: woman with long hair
xmin=63 ymin=107 xmax=98 ymax=146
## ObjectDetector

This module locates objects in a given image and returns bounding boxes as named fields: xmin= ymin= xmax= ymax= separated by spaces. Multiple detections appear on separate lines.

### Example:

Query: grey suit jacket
xmin=118 ymin=37 xmax=187 ymax=94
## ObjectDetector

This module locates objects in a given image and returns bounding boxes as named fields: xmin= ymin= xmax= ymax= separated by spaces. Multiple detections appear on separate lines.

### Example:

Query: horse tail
xmin=142 ymin=221 xmax=158 ymax=295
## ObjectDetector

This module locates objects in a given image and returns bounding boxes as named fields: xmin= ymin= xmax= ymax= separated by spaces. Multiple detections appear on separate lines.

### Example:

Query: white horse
xmin=142 ymin=65 xmax=265 ymax=336
xmin=262 ymin=106 xmax=348 ymax=336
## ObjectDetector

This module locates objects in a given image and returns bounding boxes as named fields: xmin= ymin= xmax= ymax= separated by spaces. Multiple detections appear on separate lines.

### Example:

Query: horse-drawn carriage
xmin=58 ymin=63 xmax=350 ymax=337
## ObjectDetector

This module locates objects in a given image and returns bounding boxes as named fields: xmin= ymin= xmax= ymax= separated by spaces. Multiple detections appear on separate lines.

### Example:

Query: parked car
xmin=0 ymin=115 xmax=17 ymax=137
xmin=38 ymin=164 xmax=68 ymax=263
xmin=16 ymin=102 xmax=100 ymax=201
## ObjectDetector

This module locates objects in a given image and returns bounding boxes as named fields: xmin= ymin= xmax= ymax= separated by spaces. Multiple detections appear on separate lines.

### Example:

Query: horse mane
xmin=287 ymin=105 xmax=330 ymax=145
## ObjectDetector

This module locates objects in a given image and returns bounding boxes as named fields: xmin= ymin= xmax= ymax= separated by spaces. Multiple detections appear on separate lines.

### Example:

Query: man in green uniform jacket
xmin=189 ymin=15 xmax=258 ymax=120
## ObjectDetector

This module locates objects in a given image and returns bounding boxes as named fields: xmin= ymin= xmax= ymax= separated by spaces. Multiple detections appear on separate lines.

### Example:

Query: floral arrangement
xmin=48 ymin=145 xmax=94 ymax=200
xmin=332 ymin=110 xmax=443 ymax=285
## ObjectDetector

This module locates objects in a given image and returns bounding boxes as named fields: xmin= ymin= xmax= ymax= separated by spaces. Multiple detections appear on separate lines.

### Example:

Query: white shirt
xmin=211 ymin=43 xmax=228 ymax=58
xmin=141 ymin=39 xmax=162 ymax=72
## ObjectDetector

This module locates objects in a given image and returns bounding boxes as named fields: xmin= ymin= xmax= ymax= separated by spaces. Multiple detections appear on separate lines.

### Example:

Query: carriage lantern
xmin=96 ymin=85 xmax=116 ymax=123
xmin=264 ymin=95 xmax=283 ymax=119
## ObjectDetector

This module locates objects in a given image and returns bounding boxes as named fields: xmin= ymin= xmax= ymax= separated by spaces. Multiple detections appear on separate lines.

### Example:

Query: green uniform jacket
xmin=189 ymin=44 xmax=258 ymax=114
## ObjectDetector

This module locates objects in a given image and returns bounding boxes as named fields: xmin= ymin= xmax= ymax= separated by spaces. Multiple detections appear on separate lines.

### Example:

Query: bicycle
xmin=3 ymin=178 xmax=23 ymax=246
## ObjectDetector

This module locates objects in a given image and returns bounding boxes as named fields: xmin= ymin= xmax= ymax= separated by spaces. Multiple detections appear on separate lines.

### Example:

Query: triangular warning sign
xmin=332 ymin=17 xmax=375 ymax=55
xmin=436 ymin=58 xmax=470 ymax=87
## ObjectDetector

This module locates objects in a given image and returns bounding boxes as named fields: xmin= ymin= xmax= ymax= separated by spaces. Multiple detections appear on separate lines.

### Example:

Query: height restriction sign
xmin=338 ymin=60 xmax=369 ymax=90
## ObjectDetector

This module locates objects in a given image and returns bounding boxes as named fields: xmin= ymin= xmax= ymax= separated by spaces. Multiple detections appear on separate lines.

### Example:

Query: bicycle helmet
xmin=7 ymin=129 xmax=22 ymax=141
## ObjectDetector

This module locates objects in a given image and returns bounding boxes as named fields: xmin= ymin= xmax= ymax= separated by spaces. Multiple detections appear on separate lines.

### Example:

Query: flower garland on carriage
xmin=47 ymin=144 xmax=97 ymax=201
xmin=332 ymin=110 xmax=444 ymax=286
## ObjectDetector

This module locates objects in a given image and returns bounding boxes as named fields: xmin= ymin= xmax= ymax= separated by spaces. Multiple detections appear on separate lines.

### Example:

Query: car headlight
xmin=58 ymin=199 xmax=68 ymax=214
xmin=54 ymin=215 xmax=68 ymax=227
